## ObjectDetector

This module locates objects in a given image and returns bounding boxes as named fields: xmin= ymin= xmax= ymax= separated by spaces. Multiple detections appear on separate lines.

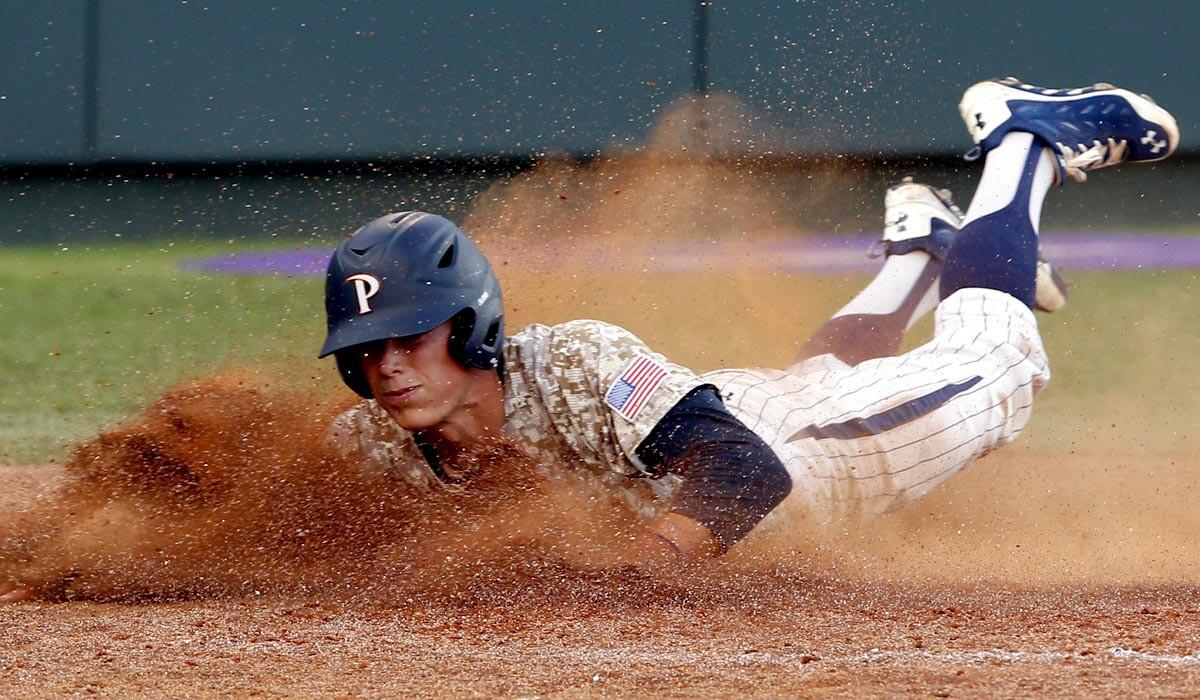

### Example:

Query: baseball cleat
xmin=871 ymin=178 xmax=1070 ymax=313
xmin=869 ymin=177 xmax=962 ymax=262
xmin=959 ymin=77 xmax=1180 ymax=183
xmin=1034 ymin=252 xmax=1069 ymax=313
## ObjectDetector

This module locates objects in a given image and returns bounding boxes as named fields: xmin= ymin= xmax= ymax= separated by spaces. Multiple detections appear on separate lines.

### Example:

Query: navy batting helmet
xmin=319 ymin=212 xmax=504 ymax=398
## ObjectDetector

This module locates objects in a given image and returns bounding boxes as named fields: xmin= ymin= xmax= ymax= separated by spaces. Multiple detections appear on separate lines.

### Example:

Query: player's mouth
xmin=380 ymin=385 xmax=420 ymax=404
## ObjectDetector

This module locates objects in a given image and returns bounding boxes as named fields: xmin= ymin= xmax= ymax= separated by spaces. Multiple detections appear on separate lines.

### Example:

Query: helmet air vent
xmin=437 ymin=244 xmax=457 ymax=269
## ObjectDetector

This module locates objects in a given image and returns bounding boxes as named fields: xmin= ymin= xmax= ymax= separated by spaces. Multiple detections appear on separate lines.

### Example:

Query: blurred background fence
xmin=1 ymin=1 xmax=1196 ymax=244
xmin=3 ymin=0 xmax=1197 ymax=165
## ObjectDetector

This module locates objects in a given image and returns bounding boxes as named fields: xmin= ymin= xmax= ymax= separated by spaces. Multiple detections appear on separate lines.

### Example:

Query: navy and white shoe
xmin=959 ymin=78 xmax=1180 ymax=183
xmin=870 ymin=177 xmax=962 ymax=262
xmin=873 ymin=178 xmax=1069 ymax=312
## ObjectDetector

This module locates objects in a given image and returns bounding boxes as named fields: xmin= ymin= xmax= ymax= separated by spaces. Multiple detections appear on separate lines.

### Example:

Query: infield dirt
xmin=4 ymin=146 xmax=1200 ymax=696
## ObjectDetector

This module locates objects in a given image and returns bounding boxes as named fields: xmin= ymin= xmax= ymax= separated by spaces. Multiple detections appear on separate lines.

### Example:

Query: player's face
xmin=358 ymin=322 xmax=483 ymax=437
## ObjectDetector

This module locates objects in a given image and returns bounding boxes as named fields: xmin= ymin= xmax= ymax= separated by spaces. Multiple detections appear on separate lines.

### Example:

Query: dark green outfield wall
xmin=2 ymin=0 xmax=1195 ymax=164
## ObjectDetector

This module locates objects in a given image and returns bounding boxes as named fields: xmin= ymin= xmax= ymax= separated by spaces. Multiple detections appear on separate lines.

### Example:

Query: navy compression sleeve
xmin=635 ymin=386 xmax=792 ymax=551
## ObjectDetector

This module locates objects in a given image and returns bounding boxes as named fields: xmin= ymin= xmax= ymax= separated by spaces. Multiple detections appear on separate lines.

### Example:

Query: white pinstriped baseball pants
xmin=704 ymin=288 xmax=1050 ymax=526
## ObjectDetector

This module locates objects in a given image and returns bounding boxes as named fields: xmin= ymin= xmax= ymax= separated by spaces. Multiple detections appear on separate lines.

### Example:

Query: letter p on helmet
xmin=346 ymin=273 xmax=381 ymax=314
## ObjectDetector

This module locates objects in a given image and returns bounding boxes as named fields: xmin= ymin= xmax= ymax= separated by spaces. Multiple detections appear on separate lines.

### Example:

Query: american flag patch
xmin=604 ymin=354 xmax=669 ymax=422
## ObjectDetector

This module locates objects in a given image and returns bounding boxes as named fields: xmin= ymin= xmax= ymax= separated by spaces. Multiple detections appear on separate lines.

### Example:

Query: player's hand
xmin=0 ymin=580 xmax=33 ymax=603
xmin=639 ymin=512 xmax=723 ymax=565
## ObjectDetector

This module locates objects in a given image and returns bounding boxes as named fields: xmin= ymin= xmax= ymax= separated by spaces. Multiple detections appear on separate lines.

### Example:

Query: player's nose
xmin=376 ymin=339 xmax=412 ymax=376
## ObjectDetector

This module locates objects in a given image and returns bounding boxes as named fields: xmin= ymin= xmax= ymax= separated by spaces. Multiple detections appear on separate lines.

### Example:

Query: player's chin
xmin=380 ymin=404 xmax=445 ymax=433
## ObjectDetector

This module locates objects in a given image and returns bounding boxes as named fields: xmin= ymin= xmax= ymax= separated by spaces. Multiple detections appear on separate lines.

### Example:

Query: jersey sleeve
xmin=538 ymin=319 xmax=710 ymax=473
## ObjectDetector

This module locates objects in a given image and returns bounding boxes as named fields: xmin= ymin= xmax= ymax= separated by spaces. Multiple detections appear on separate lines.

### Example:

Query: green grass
xmin=0 ymin=241 xmax=325 ymax=463
xmin=4 ymin=238 xmax=1200 ymax=464
xmin=1024 ymin=268 xmax=1200 ymax=456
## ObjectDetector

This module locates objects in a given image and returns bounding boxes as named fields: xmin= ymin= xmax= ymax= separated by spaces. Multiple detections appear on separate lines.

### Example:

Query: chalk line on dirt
xmin=488 ymin=644 xmax=1200 ymax=670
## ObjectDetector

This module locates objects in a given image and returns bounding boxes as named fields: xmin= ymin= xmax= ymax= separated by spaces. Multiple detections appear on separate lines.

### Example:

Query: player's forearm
xmin=666 ymin=439 xmax=792 ymax=552
xmin=637 ymin=386 xmax=793 ymax=555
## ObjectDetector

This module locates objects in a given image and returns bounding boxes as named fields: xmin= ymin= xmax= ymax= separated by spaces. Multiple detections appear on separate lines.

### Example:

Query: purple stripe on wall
xmin=179 ymin=232 xmax=1200 ymax=277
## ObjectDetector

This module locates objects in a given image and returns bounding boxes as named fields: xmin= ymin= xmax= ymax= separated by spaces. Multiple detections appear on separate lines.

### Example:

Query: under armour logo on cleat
xmin=1140 ymin=129 xmax=1167 ymax=154
xmin=974 ymin=113 xmax=987 ymax=132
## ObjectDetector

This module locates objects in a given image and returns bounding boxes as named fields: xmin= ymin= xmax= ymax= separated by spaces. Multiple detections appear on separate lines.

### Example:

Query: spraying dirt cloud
xmin=0 ymin=373 xmax=678 ymax=602
xmin=6 ymin=98 xmax=1200 ymax=599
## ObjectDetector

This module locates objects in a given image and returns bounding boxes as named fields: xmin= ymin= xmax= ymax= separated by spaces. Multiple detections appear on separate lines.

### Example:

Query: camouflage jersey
xmin=329 ymin=319 xmax=709 ymax=510
xmin=331 ymin=288 xmax=1050 ymax=532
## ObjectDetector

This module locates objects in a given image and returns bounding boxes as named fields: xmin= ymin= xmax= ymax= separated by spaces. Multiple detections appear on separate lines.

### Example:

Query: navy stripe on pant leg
xmin=785 ymin=376 xmax=983 ymax=442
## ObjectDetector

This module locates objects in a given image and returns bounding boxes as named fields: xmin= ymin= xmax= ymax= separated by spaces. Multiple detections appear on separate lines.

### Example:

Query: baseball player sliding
xmin=0 ymin=78 xmax=1180 ymax=601
xmin=316 ymin=78 xmax=1178 ymax=562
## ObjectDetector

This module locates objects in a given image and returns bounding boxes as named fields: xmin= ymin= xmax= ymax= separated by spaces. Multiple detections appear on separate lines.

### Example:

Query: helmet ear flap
xmin=451 ymin=307 xmax=504 ymax=372
xmin=334 ymin=350 xmax=375 ymax=399
xmin=447 ymin=309 xmax=477 ymax=367
xmin=449 ymin=309 xmax=504 ymax=370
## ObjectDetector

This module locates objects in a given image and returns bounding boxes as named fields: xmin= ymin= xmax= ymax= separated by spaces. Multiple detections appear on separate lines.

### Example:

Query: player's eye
xmin=358 ymin=340 xmax=389 ymax=360
xmin=359 ymin=334 xmax=426 ymax=361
